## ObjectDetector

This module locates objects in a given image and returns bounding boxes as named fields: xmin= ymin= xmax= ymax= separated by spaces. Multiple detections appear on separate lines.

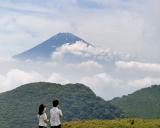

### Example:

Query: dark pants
xmin=51 ymin=125 xmax=61 ymax=128
xmin=39 ymin=126 xmax=47 ymax=128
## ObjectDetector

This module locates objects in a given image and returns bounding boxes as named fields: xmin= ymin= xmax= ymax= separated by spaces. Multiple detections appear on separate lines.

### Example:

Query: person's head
xmin=52 ymin=100 xmax=59 ymax=107
xmin=38 ymin=104 xmax=46 ymax=115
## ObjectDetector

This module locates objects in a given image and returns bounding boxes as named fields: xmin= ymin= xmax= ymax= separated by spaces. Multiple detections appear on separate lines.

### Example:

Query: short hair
xmin=53 ymin=100 xmax=59 ymax=107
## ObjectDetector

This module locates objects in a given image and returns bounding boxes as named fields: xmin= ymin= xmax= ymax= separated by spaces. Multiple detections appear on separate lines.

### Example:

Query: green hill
xmin=111 ymin=85 xmax=160 ymax=118
xmin=62 ymin=119 xmax=160 ymax=128
xmin=0 ymin=82 xmax=122 ymax=128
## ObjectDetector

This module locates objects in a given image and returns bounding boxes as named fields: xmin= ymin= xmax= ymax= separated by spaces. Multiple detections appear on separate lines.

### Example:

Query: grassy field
xmin=62 ymin=119 xmax=160 ymax=128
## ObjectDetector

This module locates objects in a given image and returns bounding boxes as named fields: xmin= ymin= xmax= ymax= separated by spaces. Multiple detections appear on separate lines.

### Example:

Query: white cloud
xmin=80 ymin=73 xmax=123 ymax=100
xmin=80 ymin=73 xmax=160 ymax=100
xmin=67 ymin=60 xmax=103 ymax=70
xmin=0 ymin=69 xmax=44 ymax=92
xmin=128 ymin=77 xmax=160 ymax=89
xmin=116 ymin=61 xmax=160 ymax=72
xmin=0 ymin=1 xmax=49 ymax=13
xmin=0 ymin=61 xmax=160 ymax=100
xmin=0 ymin=68 xmax=71 ymax=92
xmin=46 ymin=73 xmax=70 ymax=85
xmin=52 ymin=41 xmax=130 ymax=61
xmin=0 ymin=56 xmax=160 ymax=100
xmin=81 ymin=73 xmax=122 ymax=87
xmin=0 ymin=57 xmax=16 ymax=63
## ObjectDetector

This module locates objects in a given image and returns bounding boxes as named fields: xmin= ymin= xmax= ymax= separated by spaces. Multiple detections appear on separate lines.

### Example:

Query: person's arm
xmin=43 ymin=113 xmax=49 ymax=123
xmin=59 ymin=110 xmax=63 ymax=117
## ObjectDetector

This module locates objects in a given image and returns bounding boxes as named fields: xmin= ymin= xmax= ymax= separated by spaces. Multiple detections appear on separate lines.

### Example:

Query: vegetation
xmin=62 ymin=119 xmax=160 ymax=128
xmin=0 ymin=82 xmax=122 ymax=128
xmin=1 ymin=82 xmax=160 ymax=128
xmin=111 ymin=85 xmax=160 ymax=118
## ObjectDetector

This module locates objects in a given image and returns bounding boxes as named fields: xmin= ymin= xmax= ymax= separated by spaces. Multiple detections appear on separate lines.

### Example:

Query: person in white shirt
xmin=37 ymin=104 xmax=49 ymax=128
xmin=50 ymin=100 xmax=63 ymax=128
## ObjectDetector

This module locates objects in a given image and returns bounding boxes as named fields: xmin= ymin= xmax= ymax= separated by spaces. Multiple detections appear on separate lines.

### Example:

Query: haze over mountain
xmin=1 ymin=32 xmax=158 ymax=100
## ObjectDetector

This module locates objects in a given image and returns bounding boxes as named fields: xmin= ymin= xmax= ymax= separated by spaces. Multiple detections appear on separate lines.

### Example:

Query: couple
xmin=38 ymin=100 xmax=63 ymax=128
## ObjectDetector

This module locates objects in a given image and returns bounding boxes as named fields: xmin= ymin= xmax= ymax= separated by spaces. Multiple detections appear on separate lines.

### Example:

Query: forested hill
xmin=111 ymin=85 xmax=160 ymax=118
xmin=0 ymin=82 xmax=122 ymax=128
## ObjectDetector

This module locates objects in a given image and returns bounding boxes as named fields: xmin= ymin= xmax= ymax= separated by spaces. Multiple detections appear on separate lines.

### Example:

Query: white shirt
xmin=50 ymin=107 xmax=63 ymax=126
xmin=37 ymin=113 xmax=47 ymax=127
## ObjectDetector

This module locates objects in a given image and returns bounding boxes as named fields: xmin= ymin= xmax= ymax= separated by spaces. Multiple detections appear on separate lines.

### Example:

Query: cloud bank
xmin=116 ymin=61 xmax=160 ymax=72
xmin=52 ymin=41 xmax=131 ymax=62
xmin=0 ymin=55 xmax=159 ymax=100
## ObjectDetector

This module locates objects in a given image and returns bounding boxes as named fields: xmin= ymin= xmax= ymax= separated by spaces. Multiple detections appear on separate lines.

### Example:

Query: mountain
xmin=0 ymin=82 xmax=123 ymax=128
xmin=13 ymin=32 xmax=91 ymax=60
xmin=13 ymin=32 xmax=130 ymax=63
xmin=110 ymin=85 xmax=160 ymax=119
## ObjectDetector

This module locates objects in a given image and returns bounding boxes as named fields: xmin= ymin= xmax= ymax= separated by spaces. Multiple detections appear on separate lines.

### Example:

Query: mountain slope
xmin=0 ymin=82 xmax=123 ymax=128
xmin=111 ymin=85 xmax=160 ymax=118
xmin=13 ymin=32 xmax=91 ymax=60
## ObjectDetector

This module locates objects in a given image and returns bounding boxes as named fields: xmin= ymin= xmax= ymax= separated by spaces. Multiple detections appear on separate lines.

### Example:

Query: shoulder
xmin=42 ymin=113 xmax=46 ymax=116
xmin=42 ymin=113 xmax=47 ymax=119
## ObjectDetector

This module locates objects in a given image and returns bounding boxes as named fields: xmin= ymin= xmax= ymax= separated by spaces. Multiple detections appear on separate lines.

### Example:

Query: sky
xmin=0 ymin=0 xmax=160 ymax=100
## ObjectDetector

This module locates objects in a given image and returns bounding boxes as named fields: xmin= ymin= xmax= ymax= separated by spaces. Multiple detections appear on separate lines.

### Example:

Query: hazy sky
xmin=0 ymin=0 xmax=160 ymax=100
xmin=0 ymin=0 xmax=159 ymax=61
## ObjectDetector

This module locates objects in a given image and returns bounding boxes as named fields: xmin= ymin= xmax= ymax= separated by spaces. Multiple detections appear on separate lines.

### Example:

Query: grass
xmin=62 ymin=119 xmax=160 ymax=128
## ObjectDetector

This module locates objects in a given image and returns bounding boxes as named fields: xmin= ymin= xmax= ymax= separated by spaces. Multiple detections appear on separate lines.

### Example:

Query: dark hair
xmin=53 ymin=100 xmax=59 ymax=107
xmin=38 ymin=104 xmax=46 ymax=115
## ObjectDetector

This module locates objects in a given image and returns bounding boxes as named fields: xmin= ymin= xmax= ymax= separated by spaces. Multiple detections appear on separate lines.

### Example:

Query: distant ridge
xmin=111 ymin=85 xmax=160 ymax=118
xmin=13 ymin=32 xmax=91 ymax=60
